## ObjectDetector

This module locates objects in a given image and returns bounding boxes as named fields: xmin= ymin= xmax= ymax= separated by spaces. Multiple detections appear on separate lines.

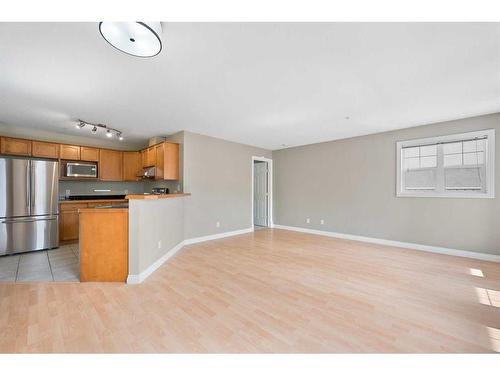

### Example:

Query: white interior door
xmin=253 ymin=161 xmax=268 ymax=226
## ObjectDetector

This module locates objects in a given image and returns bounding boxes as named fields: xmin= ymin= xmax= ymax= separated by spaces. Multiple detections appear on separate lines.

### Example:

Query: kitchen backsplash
xmin=59 ymin=180 xmax=183 ymax=199
xmin=59 ymin=181 xmax=146 ymax=198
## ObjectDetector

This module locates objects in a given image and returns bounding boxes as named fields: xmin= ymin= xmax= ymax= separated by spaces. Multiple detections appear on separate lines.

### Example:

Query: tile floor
xmin=0 ymin=244 xmax=79 ymax=282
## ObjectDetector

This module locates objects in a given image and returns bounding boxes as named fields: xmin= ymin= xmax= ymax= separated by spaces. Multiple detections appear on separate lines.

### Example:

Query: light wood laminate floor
xmin=1 ymin=229 xmax=499 ymax=353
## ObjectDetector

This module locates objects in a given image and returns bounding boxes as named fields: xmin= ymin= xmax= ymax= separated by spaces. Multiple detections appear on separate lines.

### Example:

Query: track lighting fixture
xmin=76 ymin=120 xmax=123 ymax=141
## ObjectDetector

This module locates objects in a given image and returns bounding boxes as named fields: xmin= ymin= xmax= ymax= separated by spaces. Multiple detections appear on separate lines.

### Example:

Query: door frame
xmin=251 ymin=156 xmax=273 ymax=228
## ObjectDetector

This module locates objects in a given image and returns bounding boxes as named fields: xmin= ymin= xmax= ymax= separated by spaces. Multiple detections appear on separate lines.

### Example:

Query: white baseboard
xmin=184 ymin=227 xmax=254 ymax=245
xmin=273 ymin=224 xmax=500 ymax=263
xmin=127 ymin=227 xmax=255 ymax=284
xmin=127 ymin=240 xmax=185 ymax=284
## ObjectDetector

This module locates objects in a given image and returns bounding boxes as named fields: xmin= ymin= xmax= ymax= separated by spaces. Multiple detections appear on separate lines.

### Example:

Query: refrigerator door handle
xmin=26 ymin=161 xmax=31 ymax=213
xmin=31 ymin=161 xmax=36 ymax=211
xmin=1 ymin=216 xmax=58 ymax=224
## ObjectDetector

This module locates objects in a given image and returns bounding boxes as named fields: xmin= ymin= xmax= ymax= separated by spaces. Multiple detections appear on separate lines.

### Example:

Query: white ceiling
xmin=0 ymin=22 xmax=499 ymax=150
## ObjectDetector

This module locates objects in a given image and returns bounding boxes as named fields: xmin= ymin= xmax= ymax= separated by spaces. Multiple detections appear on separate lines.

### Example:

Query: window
xmin=396 ymin=129 xmax=495 ymax=198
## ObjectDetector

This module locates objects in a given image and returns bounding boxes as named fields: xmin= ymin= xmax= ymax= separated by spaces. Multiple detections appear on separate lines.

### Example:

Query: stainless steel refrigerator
xmin=0 ymin=157 xmax=59 ymax=256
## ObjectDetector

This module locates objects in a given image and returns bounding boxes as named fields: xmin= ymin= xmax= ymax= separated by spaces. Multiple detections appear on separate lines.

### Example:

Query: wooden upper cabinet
xmin=32 ymin=141 xmax=59 ymax=159
xmin=142 ymin=146 xmax=156 ymax=167
xmin=60 ymin=144 xmax=81 ymax=160
xmin=155 ymin=143 xmax=164 ymax=180
xmin=0 ymin=137 xmax=32 ymax=156
xmin=141 ymin=149 xmax=147 ymax=168
xmin=99 ymin=149 xmax=123 ymax=181
xmin=1 ymin=134 xmax=180 ymax=182
xmin=154 ymin=142 xmax=179 ymax=180
xmin=162 ymin=142 xmax=179 ymax=180
xmin=122 ymin=151 xmax=142 ymax=181
xmin=80 ymin=146 xmax=99 ymax=162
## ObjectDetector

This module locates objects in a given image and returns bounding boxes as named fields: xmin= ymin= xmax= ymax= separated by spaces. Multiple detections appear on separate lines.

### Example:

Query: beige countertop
xmin=59 ymin=199 xmax=128 ymax=204
xmin=78 ymin=207 xmax=129 ymax=213
xmin=125 ymin=193 xmax=191 ymax=200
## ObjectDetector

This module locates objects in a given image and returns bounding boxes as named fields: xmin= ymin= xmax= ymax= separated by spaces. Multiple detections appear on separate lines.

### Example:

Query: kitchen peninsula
xmin=78 ymin=193 xmax=191 ymax=282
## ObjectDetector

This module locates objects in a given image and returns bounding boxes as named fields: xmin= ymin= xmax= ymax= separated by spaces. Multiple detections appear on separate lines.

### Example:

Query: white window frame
xmin=396 ymin=129 xmax=495 ymax=198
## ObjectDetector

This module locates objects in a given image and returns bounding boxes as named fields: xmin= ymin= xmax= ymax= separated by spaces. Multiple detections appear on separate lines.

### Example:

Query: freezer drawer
xmin=0 ymin=215 xmax=58 ymax=256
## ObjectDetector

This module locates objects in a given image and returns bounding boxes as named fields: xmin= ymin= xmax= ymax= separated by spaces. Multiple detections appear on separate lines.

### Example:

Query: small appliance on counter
xmin=151 ymin=187 xmax=169 ymax=195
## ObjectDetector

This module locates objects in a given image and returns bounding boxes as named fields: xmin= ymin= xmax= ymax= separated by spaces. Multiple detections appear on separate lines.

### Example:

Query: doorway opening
xmin=252 ymin=156 xmax=272 ymax=229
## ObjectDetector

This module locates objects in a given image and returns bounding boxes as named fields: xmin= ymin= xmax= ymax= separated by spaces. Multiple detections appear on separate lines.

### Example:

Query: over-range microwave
xmin=63 ymin=161 xmax=98 ymax=178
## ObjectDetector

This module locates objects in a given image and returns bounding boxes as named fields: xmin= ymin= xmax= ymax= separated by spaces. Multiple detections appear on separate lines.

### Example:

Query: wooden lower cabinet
xmin=59 ymin=203 xmax=87 ymax=241
xmin=59 ymin=201 xmax=123 ymax=241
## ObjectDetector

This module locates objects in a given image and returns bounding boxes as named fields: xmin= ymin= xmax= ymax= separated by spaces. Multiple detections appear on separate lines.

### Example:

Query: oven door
xmin=66 ymin=162 xmax=97 ymax=178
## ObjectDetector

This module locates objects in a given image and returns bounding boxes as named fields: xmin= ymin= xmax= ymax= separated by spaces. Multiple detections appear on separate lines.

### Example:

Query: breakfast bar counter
xmin=125 ymin=193 xmax=191 ymax=200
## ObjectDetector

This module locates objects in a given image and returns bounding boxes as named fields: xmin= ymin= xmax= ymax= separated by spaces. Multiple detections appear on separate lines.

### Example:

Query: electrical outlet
xmin=177 ymin=184 xmax=181 ymax=191
xmin=65 ymin=189 xmax=70 ymax=196
xmin=320 ymin=219 xmax=324 ymax=225
xmin=216 ymin=221 xmax=220 ymax=228
xmin=158 ymin=240 xmax=162 ymax=249
xmin=124 ymin=189 xmax=128 ymax=194
xmin=306 ymin=218 xmax=310 ymax=224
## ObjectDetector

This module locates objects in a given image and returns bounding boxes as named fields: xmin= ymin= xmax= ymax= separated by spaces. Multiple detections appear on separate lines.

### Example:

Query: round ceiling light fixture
xmin=99 ymin=22 xmax=162 ymax=57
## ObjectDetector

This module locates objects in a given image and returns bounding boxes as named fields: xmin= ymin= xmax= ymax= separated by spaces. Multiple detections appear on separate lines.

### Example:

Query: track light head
xmin=106 ymin=129 xmax=113 ymax=138
xmin=91 ymin=126 xmax=97 ymax=133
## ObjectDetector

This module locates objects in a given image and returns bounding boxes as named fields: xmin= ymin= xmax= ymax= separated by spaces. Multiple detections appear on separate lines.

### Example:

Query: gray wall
xmin=183 ymin=131 xmax=272 ymax=238
xmin=128 ymin=197 xmax=185 ymax=274
xmin=273 ymin=113 xmax=500 ymax=255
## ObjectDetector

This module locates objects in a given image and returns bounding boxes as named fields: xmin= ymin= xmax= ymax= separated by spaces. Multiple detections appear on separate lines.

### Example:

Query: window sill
xmin=396 ymin=192 xmax=495 ymax=199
